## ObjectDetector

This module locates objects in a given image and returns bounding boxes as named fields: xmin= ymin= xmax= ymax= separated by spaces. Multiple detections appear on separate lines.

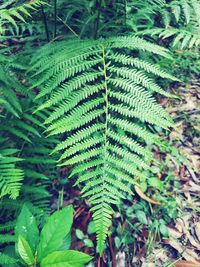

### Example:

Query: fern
xmin=0 ymin=148 xmax=24 ymax=199
xmin=138 ymin=27 xmax=200 ymax=49
xmin=135 ymin=0 xmax=200 ymax=49
xmin=0 ymin=0 xmax=45 ymax=34
xmin=0 ymin=252 xmax=18 ymax=265
xmin=0 ymin=55 xmax=25 ymax=117
xmin=30 ymin=36 xmax=177 ymax=254
xmin=0 ymin=109 xmax=59 ymax=212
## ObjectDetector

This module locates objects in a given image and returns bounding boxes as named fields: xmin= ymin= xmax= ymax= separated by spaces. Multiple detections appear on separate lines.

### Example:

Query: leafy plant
xmin=29 ymin=36 xmax=178 ymax=254
xmin=0 ymin=204 xmax=92 ymax=266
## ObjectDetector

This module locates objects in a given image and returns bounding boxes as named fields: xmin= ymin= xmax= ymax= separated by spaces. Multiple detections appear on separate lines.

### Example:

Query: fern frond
xmin=0 ymin=252 xmax=17 ymax=265
xmin=31 ymin=36 xmax=175 ymax=254
xmin=0 ymin=234 xmax=16 ymax=244
xmin=138 ymin=27 xmax=200 ymax=49
xmin=0 ymin=0 xmax=45 ymax=34
xmin=0 ymin=149 xmax=24 ymax=199
xmin=135 ymin=0 xmax=200 ymax=49
xmin=0 ymin=55 xmax=23 ymax=117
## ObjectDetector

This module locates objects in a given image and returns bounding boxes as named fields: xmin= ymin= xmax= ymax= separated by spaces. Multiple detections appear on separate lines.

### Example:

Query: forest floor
xmin=139 ymin=79 xmax=200 ymax=267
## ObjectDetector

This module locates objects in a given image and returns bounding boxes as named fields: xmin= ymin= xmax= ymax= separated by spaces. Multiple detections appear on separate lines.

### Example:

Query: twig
xmin=108 ymin=235 xmax=117 ymax=267
xmin=57 ymin=16 xmax=79 ymax=38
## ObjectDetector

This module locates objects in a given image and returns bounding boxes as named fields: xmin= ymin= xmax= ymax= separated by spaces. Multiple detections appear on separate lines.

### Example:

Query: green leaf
xmin=114 ymin=236 xmax=121 ymax=249
xmin=2 ymin=245 xmax=19 ymax=267
xmin=135 ymin=210 xmax=148 ymax=225
xmin=41 ymin=250 xmax=93 ymax=267
xmin=17 ymin=235 xmax=35 ymax=265
xmin=140 ymin=182 xmax=147 ymax=192
xmin=15 ymin=204 xmax=39 ymax=251
xmin=0 ymin=252 xmax=18 ymax=266
xmin=59 ymin=233 xmax=71 ymax=251
xmin=37 ymin=205 xmax=73 ymax=261
xmin=148 ymin=177 xmax=163 ymax=190
xmin=87 ymin=221 xmax=96 ymax=235
xmin=75 ymin=229 xmax=84 ymax=240
xmin=84 ymin=239 xmax=94 ymax=248
xmin=159 ymin=224 xmax=169 ymax=237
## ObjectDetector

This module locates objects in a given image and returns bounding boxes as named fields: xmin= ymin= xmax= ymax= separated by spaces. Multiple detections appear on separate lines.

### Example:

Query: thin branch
xmin=57 ymin=15 xmax=79 ymax=38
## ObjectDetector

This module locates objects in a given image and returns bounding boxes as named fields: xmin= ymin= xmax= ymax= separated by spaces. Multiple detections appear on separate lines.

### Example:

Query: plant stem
xmin=101 ymin=44 xmax=109 ymax=176
xmin=94 ymin=0 xmax=102 ymax=39
xmin=124 ymin=0 xmax=127 ymax=26
xmin=57 ymin=15 xmax=79 ymax=38
xmin=53 ymin=0 xmax=57 ymax=39
xmin=41 ymin=5 xmax=50 ymax=42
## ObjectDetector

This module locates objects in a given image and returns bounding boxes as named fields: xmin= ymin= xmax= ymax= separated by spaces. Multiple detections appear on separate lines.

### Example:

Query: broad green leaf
xmin=59 ymin=233 xmax=71 ymax=251
xmin=17 ymin=235 xmax=35 ymax=265
xmin=41 ymin=250 xmax=93 ymax=267
xmin=37 ymin=205 xmax=73 ymax=261
xmin=15 ymin=204 xmax=39 ymax=251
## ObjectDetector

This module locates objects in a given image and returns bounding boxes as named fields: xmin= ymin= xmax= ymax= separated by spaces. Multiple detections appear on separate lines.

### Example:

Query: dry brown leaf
xmin=134 ymin=185 xmax=161 ymax=205
xmin=168 ymin=227 xmax=182 ymax=239
xmin=195 ymin=222 xmax=200 ymax=243
xmin=176 ymin=216 xmax=200 ymax=250
xmin=141 ymin=262 xmax=155 ymax=267
xmin=116 ymin=251 xmax=125 ymax=267
xmin=181 ymin=147 xmax=200 ymax=173
xmin=169 ymin=121 xmax=184 ymax=140
xmin=168 ymin=237 xmax=200 ymax=263
xmin=174 ymin=260 xmax=200 ymax=267
xmin=186 ymin=232 xmax=200 ymax=250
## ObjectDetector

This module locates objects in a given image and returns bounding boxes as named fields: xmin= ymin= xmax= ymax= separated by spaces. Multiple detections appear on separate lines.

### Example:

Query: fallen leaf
xmin=168 ymin=237 xmax=200 ymax=263
xmin=168 ymin=227 xmax=182 ymax=239
xmin=176 ymin=216 xmax=200 ymax=250
xmin=195 ymin=222 xmax=200 ymax=243
xmin=134 ymin=185 xmax=161 ymax=205
xmin=174 ymin=260 xmax=200 ymax=267
xmin=116 ymin=251 xmax=125 ymax=267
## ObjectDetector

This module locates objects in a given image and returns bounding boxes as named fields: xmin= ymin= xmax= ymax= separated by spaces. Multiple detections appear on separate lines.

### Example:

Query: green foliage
xmin=0 ymin=252 xmax=18 ymax=266
xmin=1 ymin=204 xmax=92 ymax=267
xmin=0 ymin=0 xmax=44 ymax=34
xmin=15 ymin=204 xmax=39 ymax=251
xmin=133 ymin=0 xmax=200 ymax=49
xmin=30 ymin=36 xmax=178 ymax=253
xmin=40 ymin=250 xmax=93 ymax=267
xmin=0 ymin=55 xmax=24 ymax=117
xmin=0 ymin=52 xmax=60 ymax=223
xmin=0 ymin=148 xmax=24 ymax=199
xmin=37 ymin=204 xmax=73 ymax=261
